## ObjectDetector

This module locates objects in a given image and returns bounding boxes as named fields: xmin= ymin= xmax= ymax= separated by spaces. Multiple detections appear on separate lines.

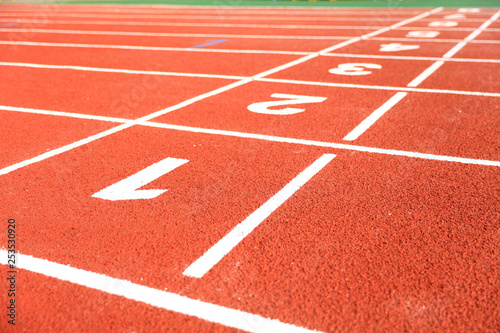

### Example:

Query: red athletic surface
xmin=1 ymin=4 xmax=499 ymax=333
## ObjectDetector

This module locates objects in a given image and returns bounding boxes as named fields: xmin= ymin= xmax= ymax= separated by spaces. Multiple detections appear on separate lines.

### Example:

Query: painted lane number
xmin=329 ymin=63 xmax=382 ymax=76
xmin=247 ymin=93 xmax=327 ymax=115
xmin=92 ymin=157 xmax=189 ymax=201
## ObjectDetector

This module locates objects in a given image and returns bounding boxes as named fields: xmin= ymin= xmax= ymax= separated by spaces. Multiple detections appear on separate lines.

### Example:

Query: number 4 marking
xmin=247 ymin=93 xmax=327 ymax=115
xmin=92 ymin=157 xmax=189 ymax=201
xmin=380 ymin=43 xmax=420 ymax=52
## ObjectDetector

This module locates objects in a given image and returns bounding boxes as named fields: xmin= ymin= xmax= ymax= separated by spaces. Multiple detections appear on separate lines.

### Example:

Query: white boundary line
xmin=342 ymin=9 xmax=500 ymax=141
xmin=258 ymin=78 xmax=500 ymax=97
xmin=0 ymin=8 xmax=442 ymax=177
xmin=4 ymin=27 xmax=500 ymax=44
xmin=1 ymin=105 xmax=499 ymax=167
xmin=183 ymin=154 xmax=336 ymax=278
xmin=0 ymin=40 xmax=311 ymax=56
xmin=0 ymin=18 xmax=386 ymax=30
xmin=322 ymin=53 xmax=500 ymax=64
xmin=0 ymin=28 xmax=352 ymax=40
xmin=0 ymin=251 xmax=319 ymax=333
xmin=0 ymin=62 xmax=247 ymax=80
xmin=2 ymin=62 xmax=499 ymax=97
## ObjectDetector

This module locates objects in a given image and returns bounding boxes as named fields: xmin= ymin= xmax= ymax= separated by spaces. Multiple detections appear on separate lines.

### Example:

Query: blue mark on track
xmin=1 ymin=23 xmax=18 ymax=27
xmin=187 ymin=39 xmax=228 ymax=49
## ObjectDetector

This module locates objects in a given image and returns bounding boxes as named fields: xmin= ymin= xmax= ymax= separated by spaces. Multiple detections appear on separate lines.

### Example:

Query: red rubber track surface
xmin=1 ymin=4 xmax=499 ymax=333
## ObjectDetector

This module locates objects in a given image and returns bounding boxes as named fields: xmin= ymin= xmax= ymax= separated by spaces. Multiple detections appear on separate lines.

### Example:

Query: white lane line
xmin=142 ymin=122 xmax=500 ymax=167
xmin=0 ymin=8 xmax=443 ymax=177
xmin=258 ymin=78 xmax=500 ymax=97
xmin=0 ymin=40 xmax=310 ymax=56
xmin=0 ymin=251 xmax=319 ymax=333
xmin=0 ymin=18 xmax=386 ymax=30
xmin=343 ymin=92 xmax=408 ymax=141
xmin=322 ymin=52 xmax=500 ymax=64
xmin=0 ymin=62 xmax=247 ymax=80
xmin=372 ymin=37 xmax=500 ymax=44
xmin=407 ymin=61 xmax=445 ymax=87
xmin=4 ymin=105 xmax=498 ymax=168
xmin=0 ymin=11 xmax=428 ymax=21
xmin=0 ymin=105 xmax=130 ymax=122
xmin=0 ymin=28 xmax=353 ymax=40
xmin=183 ymin=154 xmax=336 ymax=278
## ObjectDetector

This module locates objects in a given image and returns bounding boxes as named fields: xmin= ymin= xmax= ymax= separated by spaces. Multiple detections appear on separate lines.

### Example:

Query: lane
xmin=0 ymin=21 xmax=371 ymax=36
xmin=0 ymin=30 xmax=346 ymax=52
xmin=0 ymin=45 xmax=301 ymax=76
xmin=0 ymin=66 xmax=237 ymax=118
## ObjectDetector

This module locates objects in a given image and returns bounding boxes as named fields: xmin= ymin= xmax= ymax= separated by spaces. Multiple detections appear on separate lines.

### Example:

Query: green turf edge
xmin=7 ymin=0 xmax=500 ymax=8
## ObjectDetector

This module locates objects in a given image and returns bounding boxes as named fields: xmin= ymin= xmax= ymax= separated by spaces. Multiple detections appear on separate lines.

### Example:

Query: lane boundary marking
xmin=0 ymin=40 xmax=312 ymax=56
xmin=0 ymin=251 xmax=318 ymax=333
xmin=2 ymin=105 xmax=499 ymax=168
xmin=183 ymin=154 xmax=336 ymax=278
xmin=4 ymin=28 xmax=500 ymax=43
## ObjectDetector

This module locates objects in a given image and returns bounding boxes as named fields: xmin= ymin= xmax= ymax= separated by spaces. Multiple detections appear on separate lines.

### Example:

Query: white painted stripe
xmin=0 ymin=251 xmax=319 ymax=333
xmin=258 ymin=78 xmax=500 ymax=98
xmin=407 ymin=61 xmax=445 ymax=87
xmin=0 ymin=6 xmax=426 ymax=15
xmin=4 ymin=104 xmax=498 ymax=172
xmin=0 ymin=17 xmax=386 ymax=30
xmin=372 ymin=37 xmax=500 ymax=44
xmin=0 ymin=105 xmax=129 ymax=123
xmin=0 ymin=40 xmax=310 ymax=56
xmin=142 ymin=122 xmax=500 ymax=167
xmin=0 ymin=62 xmax=246 ymax=80
xmin=0 ymin=28 xmax=352 ymax=40
xmin=0 ymin=12 xmax=408 ymax=22
xmin=343 ymin=92 xmax=408 ymax=141
xmin=322 ymin=52 xmax=500 ymax=64
xmin=183 ymin=154 xmax=336 ymax=278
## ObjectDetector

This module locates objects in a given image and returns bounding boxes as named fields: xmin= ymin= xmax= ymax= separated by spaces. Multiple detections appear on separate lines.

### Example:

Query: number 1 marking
xmin=247 ymin=93 xmax=327 ymax=115
xmin=92 ymin=157 xmax=189 ymax=201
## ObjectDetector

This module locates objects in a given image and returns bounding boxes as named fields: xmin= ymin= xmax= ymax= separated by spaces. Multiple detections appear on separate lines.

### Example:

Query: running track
xmin=1 ymin=4 xmax=499 ymax=332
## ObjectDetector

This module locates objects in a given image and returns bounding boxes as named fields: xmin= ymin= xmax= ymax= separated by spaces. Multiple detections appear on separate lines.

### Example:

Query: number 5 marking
xmin=329 ymin=63 xmax=382 ymax=76
xmin=92 ymin=157 xmax=189 ymax=201
xmin=247 ymin=93 xmax=327 ymax=115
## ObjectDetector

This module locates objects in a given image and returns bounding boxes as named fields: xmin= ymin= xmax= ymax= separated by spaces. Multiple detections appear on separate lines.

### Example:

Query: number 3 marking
xmin=329 ymin=63 xmax=382 ymax=76
xmin=247 ymin=93 xmax=327 ymax=115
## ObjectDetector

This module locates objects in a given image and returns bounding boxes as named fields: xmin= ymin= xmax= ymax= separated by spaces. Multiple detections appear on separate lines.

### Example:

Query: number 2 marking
xmin=92 ymin=157 xmax=189 ymax=201
xmin=247 ymin=93 xmax=327 ymax=115
xmin=329 ymin=63 xmax=382 ymax=76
